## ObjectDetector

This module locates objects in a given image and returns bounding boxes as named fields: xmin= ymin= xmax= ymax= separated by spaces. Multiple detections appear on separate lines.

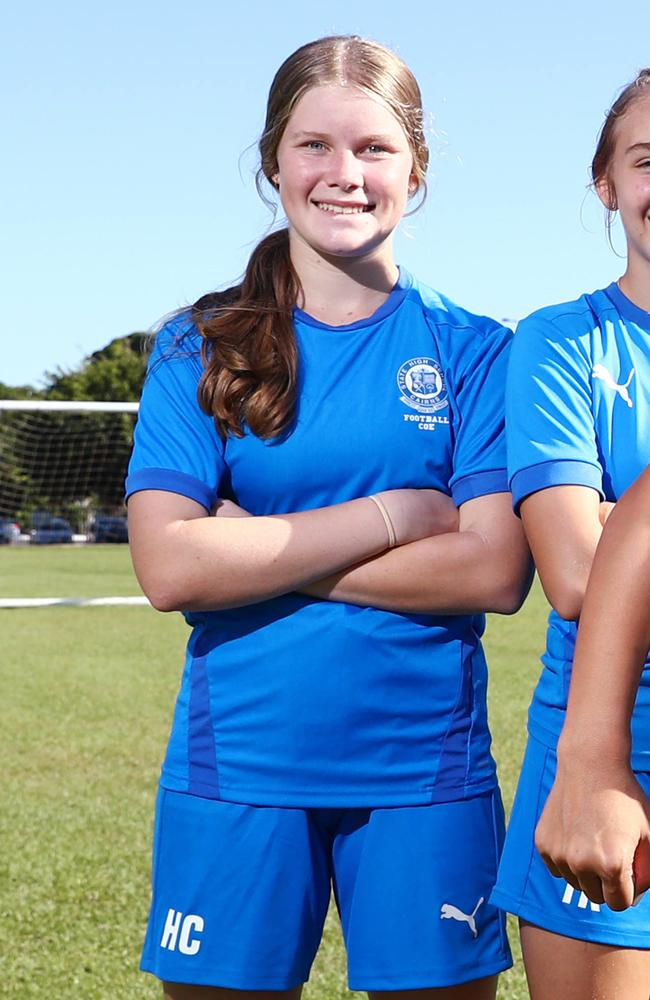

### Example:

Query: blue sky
xmin=3 ymin=0 xmax=650 ymax=387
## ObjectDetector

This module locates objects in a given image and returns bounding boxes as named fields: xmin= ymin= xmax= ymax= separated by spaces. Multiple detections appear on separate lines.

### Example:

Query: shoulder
xmin=401 ymin=275 xmax=512 ymax=384
xmin=147 ymin=310 xmax=204 ymax=377
xmin=151 ymin=309 xmax=202 ymax=357
xmin=514 ymin=288 xmax=617 ymax=350
xmin=406 ymin=274 xmax=509 ymax=338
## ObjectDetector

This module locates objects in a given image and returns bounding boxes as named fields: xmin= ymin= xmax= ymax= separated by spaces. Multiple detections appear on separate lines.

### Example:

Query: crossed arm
xmin=533 ymin=468 xmax=650 ymax=910
xmin=128 ymin=486 xmax=531 ymax=617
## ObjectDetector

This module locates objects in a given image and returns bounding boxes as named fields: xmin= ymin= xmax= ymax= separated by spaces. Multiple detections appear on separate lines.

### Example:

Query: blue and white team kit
xmin=491 ymin=282 xmax=650 ymax=946
xmin=126 ymin=270 xmax=514 ymax=989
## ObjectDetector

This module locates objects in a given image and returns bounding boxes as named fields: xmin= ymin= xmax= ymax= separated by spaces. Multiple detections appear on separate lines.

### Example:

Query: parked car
xmin=0 ymin=519 xmax=20 ymax=544
xmin=30 ymin=517 xmax=73 ymax=544
xmin=89 ymin=515 xmax=128 ymax=543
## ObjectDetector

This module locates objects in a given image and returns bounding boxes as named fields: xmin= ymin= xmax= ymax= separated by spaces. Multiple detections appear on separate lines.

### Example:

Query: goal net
xmin=0 ymin=400 xmax=147 ymax=607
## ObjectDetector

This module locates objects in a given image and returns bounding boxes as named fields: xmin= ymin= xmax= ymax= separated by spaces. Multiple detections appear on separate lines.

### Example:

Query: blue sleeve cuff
xmin=451 ymin=469 xmax=509 ymax=506
xmin=510 ymin=460 xmax=604 ymax=515
xmin=125 ymin=467 xmax=216 ymax=511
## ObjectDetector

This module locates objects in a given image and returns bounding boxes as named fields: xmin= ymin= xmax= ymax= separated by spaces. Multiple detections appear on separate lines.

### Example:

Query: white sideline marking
xmin=0 ymin=596 xmax=150 ymax=608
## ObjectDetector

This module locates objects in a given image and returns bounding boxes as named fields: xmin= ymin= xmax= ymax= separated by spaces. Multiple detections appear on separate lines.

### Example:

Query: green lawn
xmin=0 ymin=544 xmax=143 ymax=598
xmin=0 ymin=547 xmax=546 ymax=998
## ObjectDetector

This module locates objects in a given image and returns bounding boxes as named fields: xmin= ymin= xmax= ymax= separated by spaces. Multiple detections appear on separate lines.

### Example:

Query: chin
xmin=314 ymin=233 xmax=384 ymax=259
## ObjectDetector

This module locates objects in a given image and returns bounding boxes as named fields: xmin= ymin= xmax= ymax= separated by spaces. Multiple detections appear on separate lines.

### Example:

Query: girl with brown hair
xmin=126 ymin=35 xmax=530 ymax=999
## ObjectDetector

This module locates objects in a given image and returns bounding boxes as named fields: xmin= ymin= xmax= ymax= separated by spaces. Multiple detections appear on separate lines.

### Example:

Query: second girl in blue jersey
xmin=492 ymin=70 xmax=650 ymax=1000
xmin=126 ymin=35 xmax=531 ymax=999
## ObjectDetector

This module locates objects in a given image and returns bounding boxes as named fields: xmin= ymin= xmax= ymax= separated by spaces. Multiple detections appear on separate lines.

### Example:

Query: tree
xmin=0 ymin=381 xmax=41 ymax=401
xmin=45 ymin=333 xmax=149 ymax=402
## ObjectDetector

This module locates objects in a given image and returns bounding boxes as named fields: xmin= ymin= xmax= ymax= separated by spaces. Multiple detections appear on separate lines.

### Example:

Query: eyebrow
xmin=625 ymin=141 xmax=650 ymax=154
xmin=289 ymin=130 xmax=400 ymax=145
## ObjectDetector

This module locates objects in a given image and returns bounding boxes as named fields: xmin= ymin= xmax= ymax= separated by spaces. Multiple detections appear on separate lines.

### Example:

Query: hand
xmin=212 ymin=499 xmax=251 ymax=518
xmin=535 ymin=758 xmax=650 ymax=911
xmin=376 ymin=489 xmax=458 ymax=547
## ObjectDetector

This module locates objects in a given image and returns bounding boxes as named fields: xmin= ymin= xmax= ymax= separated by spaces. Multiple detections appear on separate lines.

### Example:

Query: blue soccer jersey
xmin=507 ymin=282 xmax=650 ymax=767
xmin=126 ymin=269 xmax=511 ymax=806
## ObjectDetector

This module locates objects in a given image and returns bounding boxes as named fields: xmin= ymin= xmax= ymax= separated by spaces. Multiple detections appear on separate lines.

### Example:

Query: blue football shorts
xmin=491 ymin=734 xmax=650 ymax=947
xmin=141 ymin=786 xmax=512 ymax=991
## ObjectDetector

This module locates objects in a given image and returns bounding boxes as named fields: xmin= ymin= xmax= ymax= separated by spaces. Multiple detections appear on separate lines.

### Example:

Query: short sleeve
xmin=125 ymin=318 xmax=226 ymax=510
xmin=506 ymin=313 xmax=603 ymax=514
xmin=448 ymin=325 xmax=511 ymax=506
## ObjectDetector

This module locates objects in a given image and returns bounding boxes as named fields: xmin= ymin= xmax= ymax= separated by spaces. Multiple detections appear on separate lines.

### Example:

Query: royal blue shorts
xmin=141 ymin=787 xmax=512 ymax=991
xmin=491 ymin=734 xmax=650 ymax=947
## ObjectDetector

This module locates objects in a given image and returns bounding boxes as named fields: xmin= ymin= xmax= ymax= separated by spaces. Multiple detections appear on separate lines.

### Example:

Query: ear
xmin=270 ymin=172 xmax=280 ymax=188
xmin=407 ymin=172 xmax=419 ymax=197
xmin=596 ymin=175 xmax=617 ymax=211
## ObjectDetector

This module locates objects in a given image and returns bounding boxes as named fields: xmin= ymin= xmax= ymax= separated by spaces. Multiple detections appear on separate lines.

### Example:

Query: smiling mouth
xmin=313 ymin=201 xmax=373 ymax=215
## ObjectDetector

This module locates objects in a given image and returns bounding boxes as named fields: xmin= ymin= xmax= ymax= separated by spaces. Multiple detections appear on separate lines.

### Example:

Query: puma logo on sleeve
xmin=592 ymin=363 xmax=635 ymax=407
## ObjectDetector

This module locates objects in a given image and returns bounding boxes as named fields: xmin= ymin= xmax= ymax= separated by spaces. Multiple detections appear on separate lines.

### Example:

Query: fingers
xmin=536 ymin=819 xmax=638 ymax=909
xmin=601 ymin=868 xmax=636 ymax=911
xmin=538 ymin=844 xmax=636 ymax=910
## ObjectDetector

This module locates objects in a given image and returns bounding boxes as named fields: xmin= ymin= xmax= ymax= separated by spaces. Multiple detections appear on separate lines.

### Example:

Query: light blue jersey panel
xmin=507 ymin=283 xmax=650 ymax=766
xmin=127 ymin=270 xmax=512 ymax=806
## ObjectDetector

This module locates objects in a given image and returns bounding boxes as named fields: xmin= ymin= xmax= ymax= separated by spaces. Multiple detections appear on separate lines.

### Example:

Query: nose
xmin=326 ymin=149 xmax=364 ymax=191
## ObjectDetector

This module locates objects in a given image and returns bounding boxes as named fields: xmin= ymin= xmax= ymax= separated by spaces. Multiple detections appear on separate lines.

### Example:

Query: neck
xmin=290 ymin=237 xmax=399 ymax=326
xmin=618 ymin=261 xmax=650 ymax=312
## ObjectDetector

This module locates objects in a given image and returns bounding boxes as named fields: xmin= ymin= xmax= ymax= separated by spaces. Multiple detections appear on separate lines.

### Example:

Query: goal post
xmin=0 ymin=399 xmax=148 ymax=608
xmin=0 ymin=399 xmax=139 ymax=533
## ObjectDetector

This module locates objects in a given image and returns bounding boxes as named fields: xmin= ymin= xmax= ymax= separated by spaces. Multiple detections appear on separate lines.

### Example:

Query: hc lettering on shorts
xmin=160 ymin=908 xmax=205 ymax=954
xmin=561 ymin=883 xmax=601 ymax=913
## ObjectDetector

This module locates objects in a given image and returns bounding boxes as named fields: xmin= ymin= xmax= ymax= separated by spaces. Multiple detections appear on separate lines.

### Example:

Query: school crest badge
xmin=397 ymin=357 xmax=448 ymax=413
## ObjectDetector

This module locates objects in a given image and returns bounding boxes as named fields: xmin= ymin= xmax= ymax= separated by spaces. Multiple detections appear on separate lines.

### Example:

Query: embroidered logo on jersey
xmin=561 ymin=883 xmax=601 ymax=913
xmin=397 ymin=357 xmax=449 ymax=414
xmin=440 ymin=896 xmax=483 ymax=938
xmin=591 ymin=363 xmax=635 ymax=408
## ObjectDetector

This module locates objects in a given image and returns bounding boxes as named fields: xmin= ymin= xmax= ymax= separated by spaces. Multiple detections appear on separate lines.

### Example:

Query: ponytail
xmin=194 ymin=228 xmax=301 ymax=440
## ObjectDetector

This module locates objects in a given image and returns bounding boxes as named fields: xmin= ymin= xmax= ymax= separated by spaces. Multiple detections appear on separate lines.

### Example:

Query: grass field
xmin=1 ymin=546 xmax=546 ymax=998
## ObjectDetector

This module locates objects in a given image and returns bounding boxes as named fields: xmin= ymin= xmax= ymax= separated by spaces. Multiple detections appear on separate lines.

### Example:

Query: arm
xmin=505 ymin=308 xmax=613 ymax=621
xmin=301 ymin=490 xmax=533 ymax=616
xmin=535 ymin=465 xmax=650 ymax=910
xmin=298 ymin=320 xmax=532 ymax=617
xmin=128 ymin=322 xmax=458 ymax=613
xmin=519 ymin=485 xmax=610 ymax=621
xmin=127 ymin=486 xmax=456 ymax=612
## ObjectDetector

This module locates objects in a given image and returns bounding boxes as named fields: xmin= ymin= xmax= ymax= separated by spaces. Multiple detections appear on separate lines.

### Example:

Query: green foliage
xmin=0 ymin=548 xmax=546 ymax=999
xmin=45 ymin=333 xmax=149 ymax=403
xmin=0 ymin=381 xmax=43 ymax=401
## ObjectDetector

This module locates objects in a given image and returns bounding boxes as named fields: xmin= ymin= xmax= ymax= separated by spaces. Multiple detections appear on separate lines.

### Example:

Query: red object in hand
xmin=632 ymin=839 xmax=650 ymax=904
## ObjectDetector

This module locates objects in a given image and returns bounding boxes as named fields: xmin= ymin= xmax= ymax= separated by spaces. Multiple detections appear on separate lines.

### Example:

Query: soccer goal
xmin=0 ymin=400 xmax=148 ymax=608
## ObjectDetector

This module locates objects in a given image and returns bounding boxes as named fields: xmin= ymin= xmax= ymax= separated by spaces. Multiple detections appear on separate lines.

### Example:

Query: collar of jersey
xmin=293 ymin=267 xmax=413 ymax=331
xmin=604 ymin=281 xmax=650 ymax=332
